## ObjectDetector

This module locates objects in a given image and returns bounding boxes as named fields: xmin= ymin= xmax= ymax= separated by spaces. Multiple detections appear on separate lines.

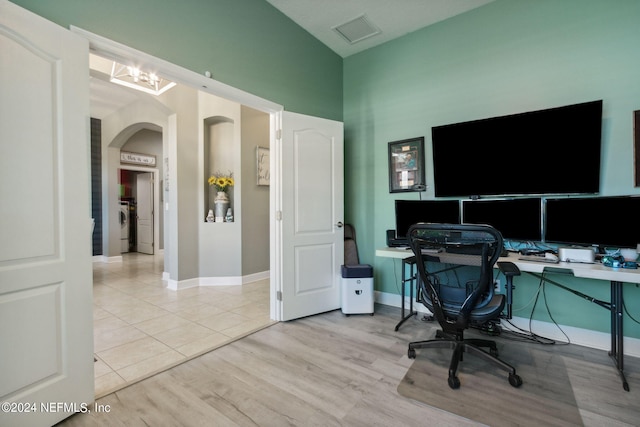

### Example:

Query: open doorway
xmin=118 ymin=167 xmax=160 ymax=255
xmin=89 ymin=50 xmax=275 ymax=396
xmin=117 ymin=127 xmax=162 ymax=256
xmin=119 ymin=169 xmax=153 ymax=254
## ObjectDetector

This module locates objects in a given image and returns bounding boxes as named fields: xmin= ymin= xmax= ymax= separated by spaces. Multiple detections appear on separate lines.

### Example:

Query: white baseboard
xmin=500 ymin=317 xmax=640 ymax=357
xmin=164 ymin=271 xmax=270 ymax=290
xmin=166 ymin=277 xmax=199 ymax=291
xmin=92 ymin=255 xmax=122 ymax=263
xmin=374 ymin=290 xmax=640 ymax=358
xmin=199 ymin=276 xmax=243 ymax=286
xmin=242 ymin=270 xmax=270 ymax=284
xmin=94 ymin=251 xmax=163 ymax=263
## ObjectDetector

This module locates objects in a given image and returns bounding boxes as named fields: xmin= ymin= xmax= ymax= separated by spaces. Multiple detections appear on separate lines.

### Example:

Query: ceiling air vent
xmin=333 ymin=15 xmax=381 ymax=44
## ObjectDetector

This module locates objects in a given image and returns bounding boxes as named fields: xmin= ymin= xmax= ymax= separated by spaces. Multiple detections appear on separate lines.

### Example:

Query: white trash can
xmin=341 ymin=264 xmax=374 ymax=315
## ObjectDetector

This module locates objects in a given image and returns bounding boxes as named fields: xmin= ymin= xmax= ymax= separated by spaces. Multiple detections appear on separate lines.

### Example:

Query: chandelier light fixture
xmin=110 ymin=61 xmax=176 ymax=96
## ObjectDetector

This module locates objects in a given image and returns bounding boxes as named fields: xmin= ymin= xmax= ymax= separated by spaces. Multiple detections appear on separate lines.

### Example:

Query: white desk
xmin=378 ymin=247 xmax=640 ymax=281
xmin=376 ymin=247 xmax=640 ymax=391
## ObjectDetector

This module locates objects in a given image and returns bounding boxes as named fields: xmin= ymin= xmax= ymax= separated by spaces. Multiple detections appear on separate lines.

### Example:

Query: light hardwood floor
xmin=92 ymin=253 xmax=274 ymax=397
xmin=61 ymin=304 xmax=638 ymax=426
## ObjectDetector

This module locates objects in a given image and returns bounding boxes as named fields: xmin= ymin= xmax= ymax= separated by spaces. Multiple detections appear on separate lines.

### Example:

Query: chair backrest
xmin=408 ymin=223 xmax=504 ymax=332
xmin=344 ymin=223 xmax=360 ymax=265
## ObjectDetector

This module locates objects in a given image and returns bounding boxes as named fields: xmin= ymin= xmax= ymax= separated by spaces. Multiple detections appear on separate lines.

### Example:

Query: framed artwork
xmin=256 ymin=146 xmax=270 ymax=186
xmin=388 ymin=137 xmax=425 ymax=193
xmin=120 ymin=150 xmax=156 ymax=167
xmin=635 ymin=110 xmax=640 ymax=187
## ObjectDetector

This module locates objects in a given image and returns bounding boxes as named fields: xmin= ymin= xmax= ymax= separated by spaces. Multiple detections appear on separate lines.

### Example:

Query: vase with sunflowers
xmin=208 ymin=172 xmax=234 ymax=221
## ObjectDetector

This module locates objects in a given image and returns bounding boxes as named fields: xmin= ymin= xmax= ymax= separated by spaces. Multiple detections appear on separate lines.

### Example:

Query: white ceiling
xmin=266 ymin=0 xmax=494 ymax=57
xmin=90 ymin=54 xmax=144 ymax=119
xmin=90 ymin=77 xmax=141 ymax=119
xmin=90 ymin=0 xmax=494 ymax=118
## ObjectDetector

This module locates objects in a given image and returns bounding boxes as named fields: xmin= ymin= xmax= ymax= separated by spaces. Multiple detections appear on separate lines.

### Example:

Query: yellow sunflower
xmin=208 ymin=172 xmax=234 ymax=192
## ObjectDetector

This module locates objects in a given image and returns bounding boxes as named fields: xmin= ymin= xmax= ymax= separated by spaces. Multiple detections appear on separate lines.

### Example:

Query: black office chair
xmin=407 ymin=222 xmax=523 ymax=389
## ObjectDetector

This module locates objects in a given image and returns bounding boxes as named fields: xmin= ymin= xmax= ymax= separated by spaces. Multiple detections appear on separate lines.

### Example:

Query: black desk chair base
xmin=408 ymin=330 xmax=523 ymax=389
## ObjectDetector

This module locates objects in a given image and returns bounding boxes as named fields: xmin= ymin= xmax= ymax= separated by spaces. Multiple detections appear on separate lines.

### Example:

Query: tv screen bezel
xmin=431 ymin=100 xmax=603 ymax=198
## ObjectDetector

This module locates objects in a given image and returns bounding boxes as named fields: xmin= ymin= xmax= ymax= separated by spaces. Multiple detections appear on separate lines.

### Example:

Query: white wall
xmin=101 ymin=98 xmax=172 ymax=260
xmin=101 ymin=86 xmax=269 ymax=285
xmin=198 ymin=92 xmax=242 ymax=280
xmin=241 ymin=105 xmax=270 ymax=276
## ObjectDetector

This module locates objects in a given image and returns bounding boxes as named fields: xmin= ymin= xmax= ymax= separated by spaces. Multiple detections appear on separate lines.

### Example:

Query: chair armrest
xmin=497 ymin=261 xmax=520 ymax=277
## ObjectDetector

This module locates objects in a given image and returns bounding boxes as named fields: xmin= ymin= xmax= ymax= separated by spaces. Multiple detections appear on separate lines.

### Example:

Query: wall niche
xmin=203 ymin=116 xmax=235 ymax=221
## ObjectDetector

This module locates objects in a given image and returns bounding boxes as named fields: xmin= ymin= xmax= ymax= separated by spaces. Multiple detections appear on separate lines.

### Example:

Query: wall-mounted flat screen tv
xmin=431 ymin=100 xmax=603 ymax=198
xmin=395 ymin=199 xmax=461 ymax=238
xmin=545 ymin=196 xmax=640 ymax=249
xmin=462 ymin=197 xmax=542 ymax=241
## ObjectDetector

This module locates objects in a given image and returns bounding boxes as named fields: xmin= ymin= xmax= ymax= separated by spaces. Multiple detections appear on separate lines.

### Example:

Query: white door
xmin=280 ymin=112 xmax=344 ymax=321
xmin=136 ymin=172 xmax=154 ymax=254
xmin=0 ymin=2 xmax=94 ymax=426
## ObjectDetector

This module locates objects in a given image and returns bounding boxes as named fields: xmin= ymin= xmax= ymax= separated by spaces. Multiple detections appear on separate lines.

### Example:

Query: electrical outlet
xmin=494 ymin=279 xmax=501 ymax=293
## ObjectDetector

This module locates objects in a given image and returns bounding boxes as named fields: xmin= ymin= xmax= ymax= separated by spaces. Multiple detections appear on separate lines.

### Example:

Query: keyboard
xmin=422 ymin=248 xmax=443 ymax=254
xmin=518 ymin=255 xmax=559 ymax=264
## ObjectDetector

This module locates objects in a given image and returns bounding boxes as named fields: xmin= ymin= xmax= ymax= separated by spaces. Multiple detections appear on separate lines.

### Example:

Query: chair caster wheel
xmin=448 ymin=376 xmax=460 ymax=389
xmin=408 ymin=348 xmax=416 ymax=359
xmin=509 ymin=373 xmax=523 ymax=388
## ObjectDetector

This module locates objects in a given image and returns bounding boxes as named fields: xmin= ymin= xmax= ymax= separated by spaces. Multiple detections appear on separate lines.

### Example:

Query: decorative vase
xmin=206 ymin=209 xmax=215 ymax=222
xmin=214 ymin=190 xmax=230 ymax=222
xmin=225 ymin=207 xmax=234 ymax=222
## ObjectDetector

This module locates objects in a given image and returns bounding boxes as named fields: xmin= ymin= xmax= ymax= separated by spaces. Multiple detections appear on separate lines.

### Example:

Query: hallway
xmin=93 ymin=253 xmax=274 ymax=397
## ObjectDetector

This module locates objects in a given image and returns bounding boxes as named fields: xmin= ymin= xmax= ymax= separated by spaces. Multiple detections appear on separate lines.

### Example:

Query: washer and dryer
xmin=119 ymin=201 xmax=130 ymax=253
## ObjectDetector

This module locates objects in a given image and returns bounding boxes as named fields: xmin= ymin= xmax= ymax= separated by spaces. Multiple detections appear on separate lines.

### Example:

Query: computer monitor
xmin=545 ymin=196 xmax=640 ymax=249
xmin=462 ymin=197 xmax=542 ymax=241
xmin=394 ymin=200 xmax=461 ymax=238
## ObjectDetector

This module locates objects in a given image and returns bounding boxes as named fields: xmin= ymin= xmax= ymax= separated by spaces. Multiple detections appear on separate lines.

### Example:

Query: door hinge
xmin=276 ymin=129 xmax=282 ymax=140
xmin=276 ymin=291 xmax=282 ymax=301
xmin=276 ymin=210 xmax=282 ymax=221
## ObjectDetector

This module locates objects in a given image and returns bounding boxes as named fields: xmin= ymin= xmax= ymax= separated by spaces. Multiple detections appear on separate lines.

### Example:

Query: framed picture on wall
xmin=120 ymin=150 xmax=156 ymax=167
xmin=256 ymin=146 xmax=270 ymax=186
xmin=388 ymin=137 xmax=425 ymax=193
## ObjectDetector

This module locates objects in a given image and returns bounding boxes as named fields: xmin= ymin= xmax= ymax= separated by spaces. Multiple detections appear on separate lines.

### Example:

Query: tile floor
xmin=92 ymin=252 xmax=274 ymax=397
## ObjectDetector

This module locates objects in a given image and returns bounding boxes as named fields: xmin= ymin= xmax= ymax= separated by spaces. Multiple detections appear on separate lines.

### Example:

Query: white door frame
xmin=70 ymin=27 xmax=286 ymax=320
xmin=119 ymin=166 xmax=160 ymax=256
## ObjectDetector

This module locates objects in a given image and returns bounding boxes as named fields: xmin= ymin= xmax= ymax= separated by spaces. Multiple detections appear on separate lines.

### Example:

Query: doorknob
xmin=336 ymin=222 xmax=344 ymax=228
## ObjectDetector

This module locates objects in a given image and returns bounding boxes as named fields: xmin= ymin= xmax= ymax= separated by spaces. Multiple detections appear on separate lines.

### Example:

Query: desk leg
xmin=609 ymin=280 xmax=629 ymax=391
xmin=395 ymin=259 xmax=417 ymax=331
